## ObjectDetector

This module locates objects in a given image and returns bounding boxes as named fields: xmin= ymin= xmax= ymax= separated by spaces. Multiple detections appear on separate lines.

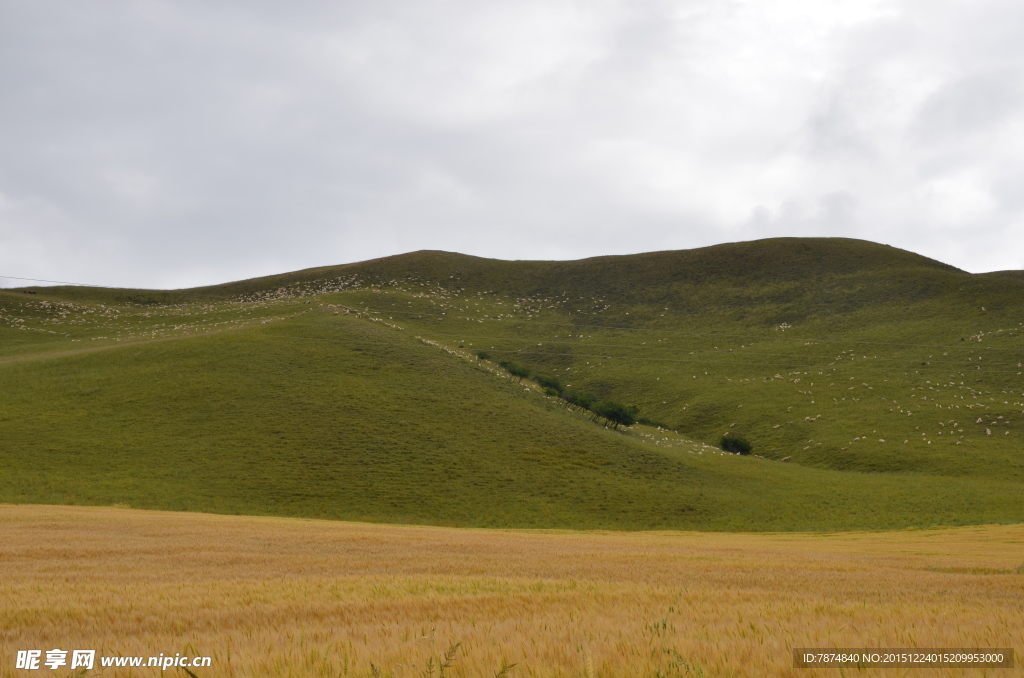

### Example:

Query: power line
xmin=345 ymin=307 xmax=1024 ymax=351
xmin=0 ymin=275 xmax=101 ymax=287
xmin=267 ymin=334 xmax=1024 ymax=376
xmin=291 ymin=324 xmax=1024 ymax=368
xmin=0 ymin=275 xmax=252 ymax=302
xmin=5 ymin=272 xmax=1022 ymax=354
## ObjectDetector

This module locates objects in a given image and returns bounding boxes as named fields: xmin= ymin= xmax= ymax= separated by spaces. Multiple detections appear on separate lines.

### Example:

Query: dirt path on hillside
xmin=0 ymin=327 xmax=244 ymax=367
xmin=0 ymin=308 xmax=331 ymax=367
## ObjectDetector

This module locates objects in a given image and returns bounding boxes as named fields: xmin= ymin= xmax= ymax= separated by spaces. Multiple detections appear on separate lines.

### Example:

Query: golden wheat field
xmin=1 ymin=505 xmax=1021 ymax=678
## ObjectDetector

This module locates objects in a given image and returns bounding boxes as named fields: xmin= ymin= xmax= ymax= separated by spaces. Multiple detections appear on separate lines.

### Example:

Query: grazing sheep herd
xmin=3 ymin=273 xmax=1021 ymax=464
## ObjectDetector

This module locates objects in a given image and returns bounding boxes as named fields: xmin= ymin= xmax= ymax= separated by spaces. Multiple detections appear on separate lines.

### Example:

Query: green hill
xmin=2 ymin=237 xmax=1022 ymax=530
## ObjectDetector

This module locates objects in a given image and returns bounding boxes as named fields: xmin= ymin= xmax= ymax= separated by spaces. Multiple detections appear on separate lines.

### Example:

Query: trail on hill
xmin=0 ymin=326 xmax=248 ymax=366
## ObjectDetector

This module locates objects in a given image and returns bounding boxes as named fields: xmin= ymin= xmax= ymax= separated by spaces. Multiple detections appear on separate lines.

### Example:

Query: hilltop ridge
xmin=10 ymin=237 xmax=967 ymax=302
xmin=212 ymin=237 xmax=963 ymax=292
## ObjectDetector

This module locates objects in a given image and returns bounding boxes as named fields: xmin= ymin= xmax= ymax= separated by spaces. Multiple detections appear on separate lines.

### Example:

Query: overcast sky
xmin=1 ymin=0 xmax=1022 ymax=289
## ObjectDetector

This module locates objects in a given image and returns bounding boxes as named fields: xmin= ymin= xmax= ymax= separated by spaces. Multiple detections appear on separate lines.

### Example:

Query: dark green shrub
xmin=592 ymin=401 xmax=638 ymax=429
xmin=560 ymin=389 xmax=596 ymax=411
xmin=498 ymin=360 xmax=530 ymax=382
xmin=533 ymin=374 xmax=563 ymax=391
xmin=476 ymin=351 xmax=491 ymax=360
xmin=720 ymin=435 xmax=752 ymax=455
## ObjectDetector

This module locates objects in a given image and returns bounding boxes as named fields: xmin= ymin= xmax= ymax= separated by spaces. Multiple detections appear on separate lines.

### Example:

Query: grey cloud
xmin=913 ymin=70 xmax=1024 ymax=142
xmin=745 ymin=191 xmax=860 ymax=238
xmin=1 ymin=0 xmax=1023 ymax=288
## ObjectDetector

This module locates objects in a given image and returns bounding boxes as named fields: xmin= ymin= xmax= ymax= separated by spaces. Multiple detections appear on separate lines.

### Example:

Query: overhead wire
xmin=267 ymin=334 xmax=1024 ymax=376
xmin=279 ymin=322 xmax=1024 ymax=369
xmin=0 ymin=274 xmax=275 ymax=302
xmin=4 ymin=273 xmax=1022 ymax=371
xmin=5 ymin=272 xmax=1022 ymax=350
xmin=344 ymin=306 xmax=1024 ymax=351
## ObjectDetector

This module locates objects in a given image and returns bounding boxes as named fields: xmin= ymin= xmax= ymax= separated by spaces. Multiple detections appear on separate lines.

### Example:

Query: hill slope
xmin=2 ymin=237 xmax=1023 ymax=529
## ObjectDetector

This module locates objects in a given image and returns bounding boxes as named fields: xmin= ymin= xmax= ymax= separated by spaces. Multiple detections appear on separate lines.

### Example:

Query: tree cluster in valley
xmin=493 ymin=358 xmax=639 ymax=430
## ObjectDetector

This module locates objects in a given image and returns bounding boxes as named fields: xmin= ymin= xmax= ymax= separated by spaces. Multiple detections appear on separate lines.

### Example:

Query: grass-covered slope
xmin=2 ymin=237 xmax=1023 ymax=530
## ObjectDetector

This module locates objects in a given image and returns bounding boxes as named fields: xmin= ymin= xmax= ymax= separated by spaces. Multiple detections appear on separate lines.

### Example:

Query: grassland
xmin=1 ymin=505 xmax=1021 ymax=677
xmin=1 ymin=237 xmax=1023 ymax=529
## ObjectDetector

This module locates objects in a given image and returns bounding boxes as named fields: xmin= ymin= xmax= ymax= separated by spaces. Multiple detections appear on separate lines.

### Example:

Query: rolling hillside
xmin=2 ymin=237 xmax=1023 ymax=530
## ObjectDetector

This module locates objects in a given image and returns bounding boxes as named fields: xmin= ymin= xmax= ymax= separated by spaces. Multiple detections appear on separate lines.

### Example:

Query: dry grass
xmin=1 ymin=505 xmax=1021 ymax=677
